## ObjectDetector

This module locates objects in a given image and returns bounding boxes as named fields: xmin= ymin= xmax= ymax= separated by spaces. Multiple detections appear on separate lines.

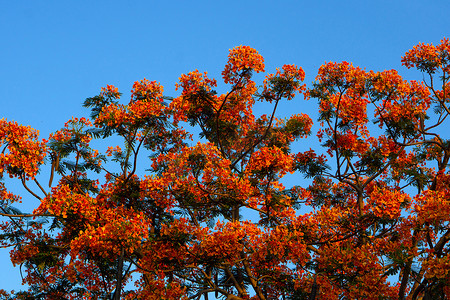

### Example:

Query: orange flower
xmin=222 ymin=45 xmax=265 ymax=84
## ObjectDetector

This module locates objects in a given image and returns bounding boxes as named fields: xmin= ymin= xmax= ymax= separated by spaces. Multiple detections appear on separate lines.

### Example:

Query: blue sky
xmin=1 ymin=0 xmax=449 ymax=294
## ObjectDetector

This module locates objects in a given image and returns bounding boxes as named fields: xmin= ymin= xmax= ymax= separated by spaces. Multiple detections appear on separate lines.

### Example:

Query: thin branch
xmin=34 ymin=179 xmax=48 ymax=197
xmin=240 ymin=252 xmax=266 ymax=300
xmin=214 ymin=76 xmax=243 ymax=157
xmin=125 ymin=129 xmax=149 ymax=182
xmin=21 ymin=176 xmax=42 ymax=201
xmin=224 ymin=266 xmax=247 ymax=297
xmin=0 ymin=212 xmax=52 ymax=218
xmin=113 ymin=246 xmax=125 ymax=300
xmin=231 ymin=97 xmax=281 ymax=169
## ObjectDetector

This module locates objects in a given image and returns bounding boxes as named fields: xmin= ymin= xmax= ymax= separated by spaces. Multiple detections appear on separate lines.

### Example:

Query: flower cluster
xmin=262 ymin=64 xmax=306 ymax=101
xmin=131 ymin=78 xmax=164 ymax=102
xmin=222 ymin=45 xmax=265 ymax=84
xmin=402 ymin=37 xmax=450 ymax=73
xmin=96 ymin=80 xmax=168 ymax=127
xmin=170 ymin=70 xmax=218 ymax=122
xmin=100 ymin=84 xmax=121 ymax=99
xmin=0 ymin=119 xmax=47 ymax=179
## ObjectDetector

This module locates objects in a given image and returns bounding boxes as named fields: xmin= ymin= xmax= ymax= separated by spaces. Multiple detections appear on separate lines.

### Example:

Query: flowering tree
xmin=0 ymin=39 xmax=449 ymax=299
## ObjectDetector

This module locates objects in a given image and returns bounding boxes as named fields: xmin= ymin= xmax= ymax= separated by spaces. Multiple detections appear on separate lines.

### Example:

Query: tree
xmin=0 ymin=39 xmax=449 ymax=299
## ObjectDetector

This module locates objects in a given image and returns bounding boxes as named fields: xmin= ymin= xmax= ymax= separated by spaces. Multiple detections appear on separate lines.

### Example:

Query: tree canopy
xmin=0 ymin=39 xmax=450 ymax=299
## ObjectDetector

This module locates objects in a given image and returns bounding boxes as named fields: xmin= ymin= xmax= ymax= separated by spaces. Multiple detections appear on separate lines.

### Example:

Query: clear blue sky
xmin=1 ymin=0 xmax=449 ymax=293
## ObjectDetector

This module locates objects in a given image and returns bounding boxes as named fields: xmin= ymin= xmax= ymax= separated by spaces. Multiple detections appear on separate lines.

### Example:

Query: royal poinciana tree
xmin=0 ymin=38 xmax=449 ymax=299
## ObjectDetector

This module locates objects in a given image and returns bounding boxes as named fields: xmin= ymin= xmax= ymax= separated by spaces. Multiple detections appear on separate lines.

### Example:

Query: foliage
xmin=0 ymin=39 xmax=450 ymax=299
